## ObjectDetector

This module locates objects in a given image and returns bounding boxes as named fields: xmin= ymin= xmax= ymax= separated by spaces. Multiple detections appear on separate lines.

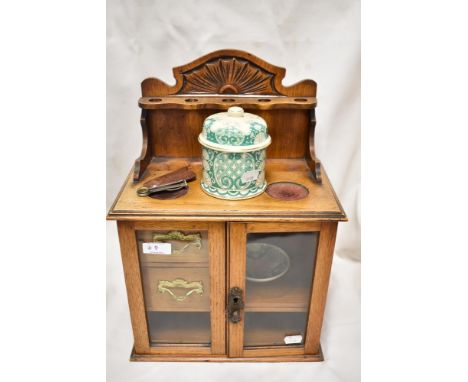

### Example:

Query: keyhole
xmin=233 ymin=297 xmax=239 ymax=304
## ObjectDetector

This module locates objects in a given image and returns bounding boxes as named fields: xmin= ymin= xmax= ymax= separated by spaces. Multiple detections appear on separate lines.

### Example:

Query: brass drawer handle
xmin=152 ymin=231 xmax=202 ymax=254
xmin=157 ymin=278 xmax=204 ymax=302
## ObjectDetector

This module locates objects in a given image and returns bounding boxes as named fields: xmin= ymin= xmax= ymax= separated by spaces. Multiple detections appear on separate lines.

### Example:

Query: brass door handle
xmin=158 ymin=278 xmax=203 ymax=302
xmin=227 ymin=287 xmax=244 ymax=323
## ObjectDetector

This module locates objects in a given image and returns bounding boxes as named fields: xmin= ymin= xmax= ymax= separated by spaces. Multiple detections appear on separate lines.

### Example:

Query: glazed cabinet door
xmin=117 ymin=221 xmax=225 ymax=356
xmin=228 ymin=222 xmax=337 ymax=359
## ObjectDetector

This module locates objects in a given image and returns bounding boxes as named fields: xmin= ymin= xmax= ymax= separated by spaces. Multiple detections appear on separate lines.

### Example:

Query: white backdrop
xmin=107 ymin=0 xmax=360 ymax=380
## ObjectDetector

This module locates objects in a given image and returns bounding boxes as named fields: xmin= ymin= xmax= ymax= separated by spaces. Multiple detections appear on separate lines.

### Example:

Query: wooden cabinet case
xmin=108 ymin=50 xmax=347 ymax=362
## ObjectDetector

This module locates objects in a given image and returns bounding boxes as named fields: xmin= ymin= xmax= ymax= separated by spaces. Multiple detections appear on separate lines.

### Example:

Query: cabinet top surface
xmin=108 ymin=158 xmax=346 ymax=221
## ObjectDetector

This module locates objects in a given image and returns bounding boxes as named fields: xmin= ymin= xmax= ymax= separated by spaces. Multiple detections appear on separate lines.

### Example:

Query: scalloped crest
xmin=141 ymin=49 xmax=317 ymax=97
xmin=179 ymin=57 xmax=276 ymax=95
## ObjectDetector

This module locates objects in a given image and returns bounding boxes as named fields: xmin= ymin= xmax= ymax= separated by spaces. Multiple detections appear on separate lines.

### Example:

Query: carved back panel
xmin=135 ymin=50 xmax=321 ymax=183
xmin=141 ymin=49 xmax=317 ymax=97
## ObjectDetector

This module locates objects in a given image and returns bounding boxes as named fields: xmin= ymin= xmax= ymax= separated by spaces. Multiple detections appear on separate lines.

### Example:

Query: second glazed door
xmin=228 ymin=222 xmax=326 ymax=358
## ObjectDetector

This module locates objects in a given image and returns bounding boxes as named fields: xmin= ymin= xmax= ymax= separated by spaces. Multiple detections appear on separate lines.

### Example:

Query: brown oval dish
xmin=266 ymin=182 xmax=309 ymax=201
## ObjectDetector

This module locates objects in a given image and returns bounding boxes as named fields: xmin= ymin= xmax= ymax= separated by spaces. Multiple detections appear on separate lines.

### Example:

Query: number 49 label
xmin=142 ymin=242 xmax=172 ymax=255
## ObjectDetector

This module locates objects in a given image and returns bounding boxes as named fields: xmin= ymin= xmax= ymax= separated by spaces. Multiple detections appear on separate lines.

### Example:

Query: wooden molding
xmin=130 ymin=345 xmax=323 ymax=362
xmin=138 ymin=96 xmax=317 ymax=110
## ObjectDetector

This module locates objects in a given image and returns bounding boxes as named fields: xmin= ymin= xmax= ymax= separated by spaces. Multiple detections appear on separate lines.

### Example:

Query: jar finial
xmin=227 ymin=106 xmax=244 ymax=117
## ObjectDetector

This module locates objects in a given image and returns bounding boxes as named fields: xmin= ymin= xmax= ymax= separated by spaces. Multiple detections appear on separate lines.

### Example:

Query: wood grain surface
xmin=117 ymin=221 xmax=150 ymax=353
xmin=304 ymin=222 xmax=338 ymax=354
xmin=139 ymin=96 xmax=317 ymax=110
xmin=132 ymin=49 xmax=322 ymax=181
xmin=108 ymin=159 xmax=346 ymax=221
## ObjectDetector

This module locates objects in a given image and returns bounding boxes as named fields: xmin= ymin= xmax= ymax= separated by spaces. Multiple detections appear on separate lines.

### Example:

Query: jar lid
xmin=198 ymin=107 xmax=271 ymax=152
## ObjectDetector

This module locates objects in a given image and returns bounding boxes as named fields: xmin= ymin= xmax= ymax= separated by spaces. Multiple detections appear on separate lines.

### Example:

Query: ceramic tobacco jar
xmin=198 ymin=106 xmax=271 ymax=200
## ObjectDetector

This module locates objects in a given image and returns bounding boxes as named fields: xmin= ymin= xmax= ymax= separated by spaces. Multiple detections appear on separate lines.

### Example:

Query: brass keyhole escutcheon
xmin=227 ymin=287 xmax=244 ymax=323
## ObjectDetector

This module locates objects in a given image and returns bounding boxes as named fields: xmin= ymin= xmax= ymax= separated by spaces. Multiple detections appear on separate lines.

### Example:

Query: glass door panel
xmin=243 ymin=231 xmax=318 ymax=348
xmin=136 ymin=228 xmax=211 ymax=347
xmin=244 ymin=312 xmax=308 ymax=347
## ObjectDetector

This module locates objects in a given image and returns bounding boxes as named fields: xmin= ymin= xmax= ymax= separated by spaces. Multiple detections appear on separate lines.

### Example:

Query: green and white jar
xmin=198 ymin=106 xmax=271 ymax=200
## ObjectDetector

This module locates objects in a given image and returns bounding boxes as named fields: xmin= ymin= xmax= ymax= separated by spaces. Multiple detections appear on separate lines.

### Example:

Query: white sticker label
xmin=142 ymin=242 xmax=172 ymax=255
xmin=284 ymin=335 xmax=303 ymax=344
xmin=241 ymin=170 xmax=260 ymax=183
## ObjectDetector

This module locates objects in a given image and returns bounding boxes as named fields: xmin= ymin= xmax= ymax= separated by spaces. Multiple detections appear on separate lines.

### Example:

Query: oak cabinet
xmin=108 ymin=50 xmax=346 ymax=362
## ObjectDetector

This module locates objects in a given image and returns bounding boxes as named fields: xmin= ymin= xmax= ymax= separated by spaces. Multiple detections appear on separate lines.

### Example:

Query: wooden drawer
xmin=141 ymin=264 xmax=210 ymax=312
xmin=137 ymin=230 xmax=209 ymax=264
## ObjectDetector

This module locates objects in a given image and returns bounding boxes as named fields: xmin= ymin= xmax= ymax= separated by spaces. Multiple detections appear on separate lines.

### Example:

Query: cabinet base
xmin=130 ymin=345 xmax=324 ymax=362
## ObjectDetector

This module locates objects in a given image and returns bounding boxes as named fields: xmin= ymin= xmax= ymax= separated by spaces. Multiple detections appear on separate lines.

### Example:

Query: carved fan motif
xmin=179 ymin=58 xmax=277 ymax=95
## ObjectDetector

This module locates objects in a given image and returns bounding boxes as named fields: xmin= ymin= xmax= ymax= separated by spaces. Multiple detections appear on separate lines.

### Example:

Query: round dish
xmin=246 ymin=243 xmax=290 ymax=282
xmin=266 ymin=182 xmax=309 ymax=201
